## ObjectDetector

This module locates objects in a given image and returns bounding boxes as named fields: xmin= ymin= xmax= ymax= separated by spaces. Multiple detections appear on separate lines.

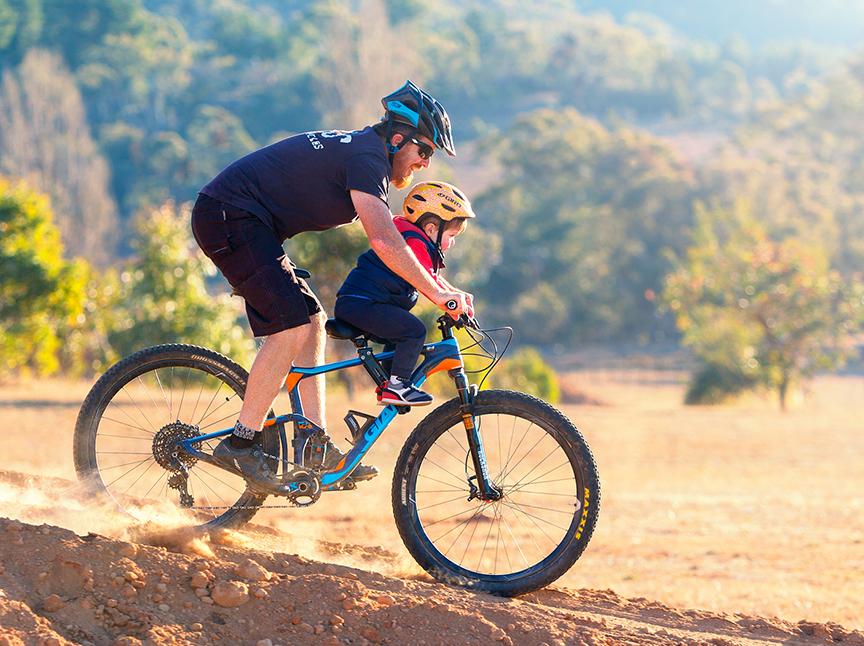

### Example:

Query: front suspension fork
xmin=450 ymin=368 xmax=502 ymax=502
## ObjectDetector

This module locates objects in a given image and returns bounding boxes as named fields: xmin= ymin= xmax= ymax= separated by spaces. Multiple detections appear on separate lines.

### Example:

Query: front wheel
xmin=73 ymin=344 xmax=282 ymax=530
xmin=392 ymin=390 xmax=600 ymax=596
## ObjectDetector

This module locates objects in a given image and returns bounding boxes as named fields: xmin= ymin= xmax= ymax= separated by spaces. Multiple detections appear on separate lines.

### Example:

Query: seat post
xmin=353 ymin=338 xmax=390 ymax=387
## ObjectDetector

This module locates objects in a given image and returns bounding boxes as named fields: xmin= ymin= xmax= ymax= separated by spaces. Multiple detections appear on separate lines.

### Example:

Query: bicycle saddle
xmin=325 ymin=318 xmax=367 ymax=340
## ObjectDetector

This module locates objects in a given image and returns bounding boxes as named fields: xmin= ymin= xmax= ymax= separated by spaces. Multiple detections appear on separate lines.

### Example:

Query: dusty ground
xmin=1 ymin=369 xmax=863 ymax=646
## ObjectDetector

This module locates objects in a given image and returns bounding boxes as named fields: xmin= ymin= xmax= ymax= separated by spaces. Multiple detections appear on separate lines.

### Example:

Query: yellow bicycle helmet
xmin=402 ymin=181 xmax=476 ymax=223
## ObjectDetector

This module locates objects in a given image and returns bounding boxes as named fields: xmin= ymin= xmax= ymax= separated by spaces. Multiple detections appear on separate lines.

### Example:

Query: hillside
xmin=1 ymin=469 xmax=862 ymax=646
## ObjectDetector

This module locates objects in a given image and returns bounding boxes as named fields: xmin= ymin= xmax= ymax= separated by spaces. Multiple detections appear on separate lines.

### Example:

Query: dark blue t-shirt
xmin=200 ymin=126 xmax=390 ymax=241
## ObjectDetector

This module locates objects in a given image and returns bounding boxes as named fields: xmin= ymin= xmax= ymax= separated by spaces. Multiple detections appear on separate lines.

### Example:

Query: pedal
xmin=343 ymin=410 xmax=376 ymax=446
xmin=324 ymin=477 xmax=357 ymax=492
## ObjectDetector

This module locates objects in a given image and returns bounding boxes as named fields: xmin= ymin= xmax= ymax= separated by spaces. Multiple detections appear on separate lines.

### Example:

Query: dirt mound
xmin=1 ymin=469 xmax=862 ymax=646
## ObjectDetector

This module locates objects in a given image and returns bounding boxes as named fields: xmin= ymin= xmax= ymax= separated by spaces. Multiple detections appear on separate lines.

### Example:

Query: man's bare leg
xmin=238 ymin=321 xmax=315 ymax=432
xmin=293 ymin=311 xmax=327 ymax=427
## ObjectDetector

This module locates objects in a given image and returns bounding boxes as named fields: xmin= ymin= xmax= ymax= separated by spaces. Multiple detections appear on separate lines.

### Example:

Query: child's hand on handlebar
xmin=437 ymin=291 xmax=468 ymax=319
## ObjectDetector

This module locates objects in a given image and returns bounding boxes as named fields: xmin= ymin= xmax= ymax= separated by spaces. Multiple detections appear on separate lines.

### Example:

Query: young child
xmin=334 ymin=181 xmax=475 ymax=406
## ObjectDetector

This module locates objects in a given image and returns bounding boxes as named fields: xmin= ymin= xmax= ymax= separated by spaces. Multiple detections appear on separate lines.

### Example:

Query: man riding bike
xmin=190 ymin=81 xmax=472 ymax=495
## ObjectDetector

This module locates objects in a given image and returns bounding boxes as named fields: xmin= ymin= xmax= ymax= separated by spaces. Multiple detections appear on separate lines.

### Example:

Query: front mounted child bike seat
xmin=325 ymin=318 xmax=368 ymax=341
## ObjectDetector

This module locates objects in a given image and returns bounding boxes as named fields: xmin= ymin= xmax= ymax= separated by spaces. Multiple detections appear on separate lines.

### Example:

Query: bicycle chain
xmin=168 ymin=449 xmax=323 ymax=510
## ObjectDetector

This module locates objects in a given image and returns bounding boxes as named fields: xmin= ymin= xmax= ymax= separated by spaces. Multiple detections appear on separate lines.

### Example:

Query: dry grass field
xmin=1 ymin=366 xmax=862 ymax=630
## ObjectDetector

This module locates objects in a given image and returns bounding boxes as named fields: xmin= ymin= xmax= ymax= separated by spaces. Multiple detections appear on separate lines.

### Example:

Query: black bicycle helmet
xmin=381 ymin=80 xmax=456 ymax=158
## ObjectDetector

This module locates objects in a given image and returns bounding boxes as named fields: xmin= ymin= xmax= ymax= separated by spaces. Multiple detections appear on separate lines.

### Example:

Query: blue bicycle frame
xmin=176 ymin=331 xmax=481 ymax=493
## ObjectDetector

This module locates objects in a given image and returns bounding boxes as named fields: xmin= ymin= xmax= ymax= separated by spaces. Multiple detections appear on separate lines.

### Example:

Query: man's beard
xmin=391 ymin=170 xmax=414 ymax=189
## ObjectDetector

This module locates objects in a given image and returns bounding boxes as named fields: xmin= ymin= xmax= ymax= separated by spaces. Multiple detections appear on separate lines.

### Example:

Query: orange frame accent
xmin=283 ymin=372 xmax=303 ymax=392
xmin=426 ymin=357 xmax=463 ymax=377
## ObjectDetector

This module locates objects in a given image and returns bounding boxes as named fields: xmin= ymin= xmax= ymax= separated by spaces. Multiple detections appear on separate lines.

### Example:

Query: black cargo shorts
xmin=191 ymin=193 xmax=322 ymax=337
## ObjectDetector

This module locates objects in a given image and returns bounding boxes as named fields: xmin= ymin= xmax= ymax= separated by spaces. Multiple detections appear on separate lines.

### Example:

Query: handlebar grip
xmin=445 ymin=299 xmax=459 ymax=311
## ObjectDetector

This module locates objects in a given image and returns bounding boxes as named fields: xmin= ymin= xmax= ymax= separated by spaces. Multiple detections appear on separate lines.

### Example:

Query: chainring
xmin=281 ymin=467 xmax=321 ymax=506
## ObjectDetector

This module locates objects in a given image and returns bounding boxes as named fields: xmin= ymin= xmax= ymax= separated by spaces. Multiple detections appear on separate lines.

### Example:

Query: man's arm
xmin=351 ymin=190 xmax=468 ymax=315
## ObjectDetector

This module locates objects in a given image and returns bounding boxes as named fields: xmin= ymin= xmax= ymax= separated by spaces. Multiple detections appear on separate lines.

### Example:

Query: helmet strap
xmin=434 ymin=225 xmax=446 ymax=268
xmin=384 ymin=120 xmax=409 ymax=167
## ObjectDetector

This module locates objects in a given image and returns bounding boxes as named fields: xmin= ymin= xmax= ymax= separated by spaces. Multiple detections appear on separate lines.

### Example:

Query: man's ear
xmin=390 ymin=133 xmax=404 ymax=148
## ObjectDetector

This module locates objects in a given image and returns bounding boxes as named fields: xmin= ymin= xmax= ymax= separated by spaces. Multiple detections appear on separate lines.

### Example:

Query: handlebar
xmin=438 ymin=312 xmax=480 ymax=332
xmin=443 ymin=300 xmax=479 ymax=329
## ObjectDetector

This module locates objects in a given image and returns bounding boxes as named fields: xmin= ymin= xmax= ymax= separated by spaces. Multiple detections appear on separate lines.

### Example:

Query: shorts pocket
xmin=191 ymin=206 xmax=232 ymax=259
xmin=235 ymin=265 xmax=306 ymax=335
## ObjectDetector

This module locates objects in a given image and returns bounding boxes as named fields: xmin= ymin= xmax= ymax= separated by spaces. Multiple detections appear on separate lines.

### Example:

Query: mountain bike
xmin=73 ymin=291 xmax=600 ymax=596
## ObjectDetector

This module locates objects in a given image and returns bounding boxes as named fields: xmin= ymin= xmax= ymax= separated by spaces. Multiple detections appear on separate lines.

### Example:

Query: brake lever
xmin=459 ymin=314 xmax=480 ymax=330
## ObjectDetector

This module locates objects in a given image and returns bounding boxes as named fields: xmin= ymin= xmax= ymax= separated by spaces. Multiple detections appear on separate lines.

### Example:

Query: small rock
xmin=189 ymin=573 xmax=209 ymax=589
xmin=257 ymin=641 xmax=274 ymax=646
xmin=158 ymin=604 xmax=170 ymax=612
xmin=254 ymin=588 xmax=268 ymax=599
xmin=113 ymin=637 xmax=142 ymax=646
xmin=299 ymin=623 xmax=315 ymax=634
xmin=491 ymin=628 xmax=506 ymax=641
xmin=43 ymin=594 xmax=65 ymax=612
xmin=211 ymin=581 xmax=250 ymax=608
xmin=6 ymin=521 xmax=22 ymax=532
xmin=123 ymin=571 xmax=138 ymax=582
xmin=333 ymin=592 xmax=347 ymax=602
xmin=324 ymin=565 xmax=338 ymax=575
xmin=190 ymin=623 xmax=203 ymax=631
xmin=194 ymin=588 xmax=209 ymax=597
xmin=331 ymin=615 xmax=345 ymax=626
xmin=117 ymin=543 xmax=138 ymax=558
xmin=361 ymin=626 xmax=381 ymax=642
xmin=376 ymin=595 xmax=395 ymax=607
xmin=234 ymin=559 xmax=272 ymax=582
xmin=342 ymin=597 xmax=359 ymax=611
xmin=201 ymin=597 xmax=214 ymax=605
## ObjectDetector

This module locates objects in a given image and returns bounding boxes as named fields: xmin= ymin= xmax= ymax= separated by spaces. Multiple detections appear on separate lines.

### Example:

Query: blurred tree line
xmin=0 ymin=0 xmax=862 ymax=406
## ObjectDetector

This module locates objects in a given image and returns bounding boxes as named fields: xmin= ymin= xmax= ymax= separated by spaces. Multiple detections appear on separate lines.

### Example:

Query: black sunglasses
xmin=409 ymin=137 xmax=435 ymax=160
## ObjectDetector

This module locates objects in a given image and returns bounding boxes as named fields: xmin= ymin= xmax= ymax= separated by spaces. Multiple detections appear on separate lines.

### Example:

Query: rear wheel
xmin=392 ymin=390 xmax=600 ymax=596
xmin=73 ymin=344 xmax=281 ymax=529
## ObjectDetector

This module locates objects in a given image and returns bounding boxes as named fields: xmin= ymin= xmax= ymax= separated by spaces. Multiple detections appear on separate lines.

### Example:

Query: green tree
xmin=0 ymin=49 xmax=119 ymax=264
xmin=0 ymin=176 xmax=90 ymax=377
xmin=108 ymin=201 xmax=256 ymax=366
xmin=662 ymin=203 xmax=864 ymax=409
xmin=484 ymin=346 xmax=561 ymax=403
xmin=475 ymin=107 xmax=696 ymax=343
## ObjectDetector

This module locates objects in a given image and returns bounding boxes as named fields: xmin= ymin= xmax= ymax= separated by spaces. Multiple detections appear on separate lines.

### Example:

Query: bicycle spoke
xmin=76 ymin=346 xmax=277 ymax=530
xmin=415 ymin=492 xmax=471 ymax=513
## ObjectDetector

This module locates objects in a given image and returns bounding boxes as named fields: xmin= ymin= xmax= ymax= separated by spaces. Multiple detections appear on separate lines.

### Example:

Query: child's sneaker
xmin=378 ymin=377 xmax=434 ymax=406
